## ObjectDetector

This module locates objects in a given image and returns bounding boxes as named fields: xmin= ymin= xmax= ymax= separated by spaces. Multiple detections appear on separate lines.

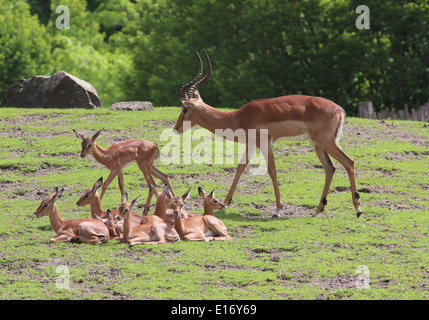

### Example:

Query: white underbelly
xmin=273 ymin=133 xmax=310 ymax=143
xmin=205 ymin=230 xmax=215 ymax=237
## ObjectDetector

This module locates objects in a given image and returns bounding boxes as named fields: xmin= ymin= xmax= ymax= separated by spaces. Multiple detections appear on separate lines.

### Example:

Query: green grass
xmin=0 ymin=107 xmax=428 ymax=300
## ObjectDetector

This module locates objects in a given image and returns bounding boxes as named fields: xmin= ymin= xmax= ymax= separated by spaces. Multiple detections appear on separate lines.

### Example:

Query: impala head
xmin=76 ymin=177 xmax=103 ymax=207
xmin=100 ymin=209 xmax=118 ymax=238
xmin=73 ymin=128 xmax=104 ymax=158
xmin=117 ymin=193 xmax=140 ymax=219
xmin=174 ymin=50 xmax=212 ymax=134
xmin=149 ymin=184 xmax=172 ymax=206
xmin=165 ymin=187 xmax=191 ymax=219
xmin=198 ymin=186 xmax=225 ymax=210
xmin=34 ymin=187 xmax=64 ymax=218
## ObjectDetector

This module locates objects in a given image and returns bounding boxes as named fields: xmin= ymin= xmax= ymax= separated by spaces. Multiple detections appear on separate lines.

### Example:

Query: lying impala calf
xmin=33 ymin=187 xmax=109 ymax=244
xmin=114 ymin=192 xmax=144 ymax=241
xmin=166 ymin=189 xmax=230 ymax=241
xmin=146 ymin=184 xmax=191 ymax=224
xmin=76 ymin=177 xmax=119 ymax=219
xmin=95 ymin=209 xmax=119 ymax=239
xmin=120 ymin=195 xmax=180 ymax=246
xmin=73 ymin=129 xmax=174 ymax=215
xmin=198 ymin=187 xmax=226 ymax=215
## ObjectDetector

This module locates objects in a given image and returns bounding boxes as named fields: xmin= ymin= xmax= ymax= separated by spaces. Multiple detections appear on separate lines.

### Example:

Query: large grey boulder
xmin=7 ymin=71 xmax=102 ymax=109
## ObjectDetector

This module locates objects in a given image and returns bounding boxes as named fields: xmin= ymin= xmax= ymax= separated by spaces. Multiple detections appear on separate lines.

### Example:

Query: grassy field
xmin=0 ymin=107 xmax=428 ymax=300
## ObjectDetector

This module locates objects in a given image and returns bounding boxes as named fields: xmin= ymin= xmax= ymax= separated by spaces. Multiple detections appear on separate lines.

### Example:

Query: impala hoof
xmin=355 ymin=207 xmax=362 ymax=218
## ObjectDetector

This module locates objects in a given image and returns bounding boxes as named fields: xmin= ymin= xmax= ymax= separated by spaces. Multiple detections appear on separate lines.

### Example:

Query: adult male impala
xmin=73 ymin=129 xmax=174 ymax=215
xmin=174 ymin=51 xmax=362 ymax=217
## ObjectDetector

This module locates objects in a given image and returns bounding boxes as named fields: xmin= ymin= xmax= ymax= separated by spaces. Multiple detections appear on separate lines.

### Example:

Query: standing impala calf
xmin=33 ymin=187 xmax=109 ymax=244
xmin=175 ymin=51 xmax=362 ymax=217
xmin=73 ymin=129 xmax=174 ymax=215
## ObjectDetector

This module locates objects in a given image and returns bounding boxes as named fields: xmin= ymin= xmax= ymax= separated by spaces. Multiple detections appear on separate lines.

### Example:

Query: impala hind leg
xmin=100 ymin=169 xmax=119 ymax=201
xmin=151 ymin=166 xmax=175 ymax=196
xmin=203 ymin=217 xmax=230 ymax=240
xmin=261 ymin=143 xmax=282 ymax=217
xmin=314 ymin=145 xmax=336 ymax=216
xmin=324 ymin=143 xmax=362 ymax=217
xmin=118 ymin=171 xmax=125 ymax=197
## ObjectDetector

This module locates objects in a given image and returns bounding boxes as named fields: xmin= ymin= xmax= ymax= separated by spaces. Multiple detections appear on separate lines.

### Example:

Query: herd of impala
xmin=33 ymin=50 xmax=362 ymax=245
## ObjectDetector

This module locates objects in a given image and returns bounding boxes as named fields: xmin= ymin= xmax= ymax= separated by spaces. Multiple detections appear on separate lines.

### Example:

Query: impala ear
xmin=181 ymin=100 xmax=195 ymax=109
xmin=93 ymin=177 xmax=103 ymax=191
xmin=198 ymin=186 xmax=206 ymax=199
xmin=91 ymin=128 xmax=104 ymax=141
xmin=208 ymin=189 xmax=215 ymax=199
xmin=106 ymin=209 xmax=113 ymax=220
xmin=181 ymin=188 xmax=191 ymax=201
xmin=193 ymin=90 xmax=201 ymax=100
xmin=73 ymin=129 xmax=86 ymax=140
xmin=130 ymin=196 xmax=140 ymax=209
xmin=164 ymin=187 xmax=174 ymax=200
xmin=53 ymin=188 xmax=64 ymax=202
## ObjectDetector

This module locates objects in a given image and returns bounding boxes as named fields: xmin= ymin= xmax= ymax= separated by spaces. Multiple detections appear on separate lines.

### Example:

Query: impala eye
xmin=84 ymin=194 xmax=89 ymax=198
xmin=214 ymin=200 xmax=218 ymax=203
xmin=87 ymin=143 xmax=92 ymax=148
xmin=170 ymin=203 xmax=174 ymax=208
xmin=180 ymin=203 xmax=183 ymax=207
xmin=43 ymin=203 xmax=48 ymax=208
xmin=182 ymin=108 xmax=188 ymax=114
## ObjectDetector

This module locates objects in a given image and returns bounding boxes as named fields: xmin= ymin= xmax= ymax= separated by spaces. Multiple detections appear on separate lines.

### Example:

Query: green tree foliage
xmin=123 ymin=0 xmax=428 ymax=113
xmin=1 ymin=0 xmax=427 ymax=113
xmin=0 ymin=0 xmax=51 ymax=106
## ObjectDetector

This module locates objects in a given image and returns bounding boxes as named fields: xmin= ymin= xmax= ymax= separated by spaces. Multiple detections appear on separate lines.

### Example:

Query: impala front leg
xmin=50 ymin=234 xmax=72 ymax=243
xmin=118 ymin=171 xmax=125 ymax=197
xmin=224 ymin=144 xmax=255 ymax=206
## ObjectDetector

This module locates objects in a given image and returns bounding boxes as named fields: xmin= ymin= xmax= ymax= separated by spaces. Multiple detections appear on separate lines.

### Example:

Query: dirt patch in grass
xmin=309 ymin=275 xmax=357 ymax=290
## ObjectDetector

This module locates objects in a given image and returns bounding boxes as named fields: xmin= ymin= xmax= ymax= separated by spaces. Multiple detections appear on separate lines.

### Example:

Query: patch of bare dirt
xmin=309 ymin=275 xmax=357 ymax=290
xmin=343 ymin=120 xmax=428 ymax=148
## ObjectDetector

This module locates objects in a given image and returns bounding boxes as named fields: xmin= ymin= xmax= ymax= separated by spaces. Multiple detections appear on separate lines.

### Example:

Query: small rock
xmin=109 ymin=101 xmax=154 ymax=111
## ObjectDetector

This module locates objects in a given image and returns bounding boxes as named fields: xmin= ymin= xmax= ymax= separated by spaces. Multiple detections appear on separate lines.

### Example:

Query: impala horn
xmin=180 ymin=52 xmax=203 ymax=99
xmin=180 ymin=49 xmax=212 ymax=99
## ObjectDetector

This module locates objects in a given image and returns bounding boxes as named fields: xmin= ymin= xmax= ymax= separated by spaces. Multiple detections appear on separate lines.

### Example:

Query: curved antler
xmin=187 ymin=49 xmax=212 ymax=98
xmin=180 ymin=52 xmax=203 ymax=99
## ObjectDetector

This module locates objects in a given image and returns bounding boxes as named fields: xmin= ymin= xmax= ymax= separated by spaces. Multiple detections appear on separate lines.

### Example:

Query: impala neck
xmin=174 ymin=213 xmax=186 ymax=239
xmin=49 ymin=205 xmax=64 ymax=234
xmin=203 ymin=203 xmax=214 ymax=216
xmin=154 ymin=200 xmax=168 ymax=221
xmin=90 ymin=193 xmax=103 ymax=219
xmin=91 ymin=143 xmax=109 ymax=166
xmin=195 ymin=104 xmax=240 ymax=133
xmin=123 ymin=212 xmax=132 ymax=241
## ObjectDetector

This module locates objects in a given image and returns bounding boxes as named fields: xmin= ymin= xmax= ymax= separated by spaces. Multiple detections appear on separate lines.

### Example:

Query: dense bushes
xmin=1 ymin=0 xmax=427 ymax=114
